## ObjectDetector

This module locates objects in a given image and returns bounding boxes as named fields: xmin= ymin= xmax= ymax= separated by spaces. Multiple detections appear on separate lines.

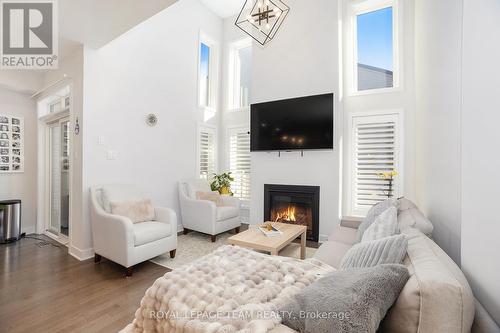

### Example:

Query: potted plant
xmin=210 ymin=172 xmax=234 ymax=195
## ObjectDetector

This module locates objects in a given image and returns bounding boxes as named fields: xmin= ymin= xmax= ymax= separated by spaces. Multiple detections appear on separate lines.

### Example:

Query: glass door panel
xmin=60 ymin=120 xmax=70 ymax=236
xmin=48 ymin=117 xmax=70 ymax=237
xmin=49 ymin=124 xmax=61 ymax=234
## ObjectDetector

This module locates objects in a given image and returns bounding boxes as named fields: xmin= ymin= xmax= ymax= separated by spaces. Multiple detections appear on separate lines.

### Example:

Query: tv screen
xmin=250 ymin=93 xmax=334 ymax=151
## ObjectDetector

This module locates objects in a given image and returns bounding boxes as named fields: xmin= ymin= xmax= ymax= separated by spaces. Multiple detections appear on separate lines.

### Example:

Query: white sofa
xmin=178 ymin=179 xmax=241 ymax=242
xmin=89 ymin=185 xmax=177 ymax=276
xmin=314 ymin=208 xmax=475 ymax=333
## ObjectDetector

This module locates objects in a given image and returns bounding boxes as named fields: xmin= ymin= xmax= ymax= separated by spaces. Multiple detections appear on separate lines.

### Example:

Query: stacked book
xmin=258 ymin=224 xmax=283 ymax=237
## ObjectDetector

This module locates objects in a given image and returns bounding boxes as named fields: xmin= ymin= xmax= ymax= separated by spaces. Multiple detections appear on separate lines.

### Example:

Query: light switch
xmin=98 ymin=136 xmax=104 ymax=145
xmin=106 ymin=150 xmax=118 ymax=160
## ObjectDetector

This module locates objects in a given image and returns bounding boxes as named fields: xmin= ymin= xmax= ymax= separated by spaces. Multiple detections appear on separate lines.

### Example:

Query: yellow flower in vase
xmin=378 ymin=170 xmax=397 ymax=198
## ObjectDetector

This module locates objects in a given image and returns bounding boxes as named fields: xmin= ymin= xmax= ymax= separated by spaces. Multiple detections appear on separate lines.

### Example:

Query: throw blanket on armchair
xmin=122 ymin=245 xmax=331 ymax=333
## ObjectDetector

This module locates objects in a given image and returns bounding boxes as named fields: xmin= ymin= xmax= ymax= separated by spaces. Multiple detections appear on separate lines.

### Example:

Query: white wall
xmin=249 ymin=0 xmax=342 ymax=240
xmin=414 ymin=0 xmax=463 ymax=264
xmin=461 ymin=0 xmax=500 ymax=324
xmin=83 ymin=0 xmax=223 ymax=233
xmin=0 ymin=88 xmax=37 ymax=234
xmin=415 ymin=0 xmax=500 ymax=324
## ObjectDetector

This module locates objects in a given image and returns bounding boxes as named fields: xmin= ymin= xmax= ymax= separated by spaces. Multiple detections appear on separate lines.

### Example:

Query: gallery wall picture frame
xmin=0 ymin=115 xmax=24 ymax=173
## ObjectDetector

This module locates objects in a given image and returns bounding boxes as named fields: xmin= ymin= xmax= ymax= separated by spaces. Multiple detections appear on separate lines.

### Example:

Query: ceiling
xmin=1 ymin=0 xmax=179 ymax=92
xmin=59 ymin=0 xmax=178 ymax=49
xmin=199 ymin=0 xmax=245 ymax=18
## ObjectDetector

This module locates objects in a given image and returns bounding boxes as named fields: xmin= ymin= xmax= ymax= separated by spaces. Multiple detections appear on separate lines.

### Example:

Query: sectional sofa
xmin=314 ymin=201 xmax=475 ymax=333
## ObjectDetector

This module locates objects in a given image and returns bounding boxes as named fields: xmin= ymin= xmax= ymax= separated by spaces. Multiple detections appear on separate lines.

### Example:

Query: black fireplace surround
xmin=264 ymin=184 xmax=320 ymax=242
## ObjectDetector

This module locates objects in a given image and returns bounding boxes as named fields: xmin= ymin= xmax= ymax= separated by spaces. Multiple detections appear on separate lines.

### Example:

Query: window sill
xmin=226 ymin=107 xmax=250 ymax=113
xmin=349 ymin=85 xmax=403 ymax=97
xmin=199 ymin=105 xmax=217 ymax=112
xmin=341 ymin=215 xmax=364 ymax=222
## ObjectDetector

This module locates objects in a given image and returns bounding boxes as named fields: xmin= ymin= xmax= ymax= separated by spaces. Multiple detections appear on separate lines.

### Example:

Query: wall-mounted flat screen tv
xmin=250 ymin=93 xmax=334 ymax=151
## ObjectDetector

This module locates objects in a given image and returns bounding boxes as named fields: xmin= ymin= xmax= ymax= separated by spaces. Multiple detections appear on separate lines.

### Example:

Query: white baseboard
xmin=69 ymin=245 xmax=94 ymax=261
xmin=21 ymin=225 xmax=36 ymax=235
xmin=319 ymin=234 xmax=329 ymax=243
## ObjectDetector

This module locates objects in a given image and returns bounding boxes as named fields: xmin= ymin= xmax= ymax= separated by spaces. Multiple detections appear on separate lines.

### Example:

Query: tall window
xmin=199 ymin=43 xmax=211 ymax=107
xmin=353 ymin=1 xmax=398 ymax=92
xmin=228 ymin=39 xmax=252 ymax=110
xmin=198 ymin=33 xmax=218 ymax=109
xmin=198 ymin=126 xmax=216 ymax=180
xmin=348 ymin=111 xmax=403 ymax=216
xmin=228 ymin=127 xmax=251 ymax=202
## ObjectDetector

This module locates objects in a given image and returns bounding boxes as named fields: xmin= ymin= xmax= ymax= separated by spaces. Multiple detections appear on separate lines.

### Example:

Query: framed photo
xmin=0 ymin=115 xmax=24 ymax=173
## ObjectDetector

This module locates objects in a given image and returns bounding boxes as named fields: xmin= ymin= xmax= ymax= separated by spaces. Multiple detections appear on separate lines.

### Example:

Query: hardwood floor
xmin=0 ymin=235 xmax=169 ymax=333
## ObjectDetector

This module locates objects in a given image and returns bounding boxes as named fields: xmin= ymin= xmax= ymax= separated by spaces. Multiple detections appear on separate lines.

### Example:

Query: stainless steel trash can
xmin=0 ymin=200 xmax=22 ymax=243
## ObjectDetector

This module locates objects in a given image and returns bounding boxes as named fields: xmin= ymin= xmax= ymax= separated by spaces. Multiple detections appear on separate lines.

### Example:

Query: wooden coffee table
xmin=227 ymin=222 xmax=307 ymax=259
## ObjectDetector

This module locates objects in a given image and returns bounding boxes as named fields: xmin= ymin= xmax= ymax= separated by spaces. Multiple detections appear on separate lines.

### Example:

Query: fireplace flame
xmin=275 ymin=205 xmax=297 ymax=222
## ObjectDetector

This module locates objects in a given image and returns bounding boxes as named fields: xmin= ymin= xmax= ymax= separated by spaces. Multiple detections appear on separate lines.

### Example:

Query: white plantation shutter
xmin=198 ymin=127 xmax=216 ymax=180
xmin=229 ymin=128 xmax=251 ymax=201
xmin=350 ymin=112 xmax=402 ymax=216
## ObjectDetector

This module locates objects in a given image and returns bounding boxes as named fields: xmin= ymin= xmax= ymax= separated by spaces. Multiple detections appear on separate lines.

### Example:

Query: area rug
xmin=150 ymin=231 xmax=317 ymax=270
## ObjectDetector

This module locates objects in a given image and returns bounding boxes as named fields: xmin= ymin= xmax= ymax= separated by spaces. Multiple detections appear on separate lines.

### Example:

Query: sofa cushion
xmin=280 ymin=264 xmax=410 ymax=333
xmin=361 ymin=206 xmax=398 ymax=242
xmin=312 ymin=240 xmax=352 ymax=269
xmin=397 ymin=197 xmax=417 ymax=211
xmin=397 ymin=198 xmax=434 ymax=235
xmin=328 ymin=225 xmax=358 ymax=245
xmin=196 ymin=191 xmax=223 ymax=206
xmin=357 ymin=199 xmax=397 ymax=242
xmin=183 ymin=179 xmax=211 ymax=199
xmin=340 ymin=234 xmax=408 ymax=269
xmin=381 ymin=228 xmax=475 ymax=333
xmin=216 ymin=206 xmax=239 ymax=221
xmin=101 ymin=184 xmax=145 ymax=213
xmin=110 ymin=199 xmax=155 ymax=223
xmin=133 ymin=221 xmax=172 ymax=246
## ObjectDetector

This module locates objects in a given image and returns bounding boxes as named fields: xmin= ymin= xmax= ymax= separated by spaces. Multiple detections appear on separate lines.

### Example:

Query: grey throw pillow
xmin=340 ymin=234 xmax=408 ymax=269
xmin=357 ymin=199 xmax=397 ymax=242
xmin=279 ymin=264 xmax=410 ymax=333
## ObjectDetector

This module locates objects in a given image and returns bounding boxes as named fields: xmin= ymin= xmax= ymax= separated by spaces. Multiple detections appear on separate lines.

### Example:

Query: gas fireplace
xmin=264 ymin=184 xmax=320 ymax=241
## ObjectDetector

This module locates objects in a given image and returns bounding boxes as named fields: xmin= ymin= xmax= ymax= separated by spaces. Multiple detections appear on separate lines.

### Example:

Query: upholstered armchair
xmin=178 ymin=179 xmax=241 ymax=242
xmin=89 ymin=185 xmax=177 ymax=276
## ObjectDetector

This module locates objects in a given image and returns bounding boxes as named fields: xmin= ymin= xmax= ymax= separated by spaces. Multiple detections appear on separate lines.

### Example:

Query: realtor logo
xmin=1 ymin=0 xmax=58 ymax=69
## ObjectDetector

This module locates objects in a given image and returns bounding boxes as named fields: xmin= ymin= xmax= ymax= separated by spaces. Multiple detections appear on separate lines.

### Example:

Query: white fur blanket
xmin=122 ymin=245 xmax=332 ymax=333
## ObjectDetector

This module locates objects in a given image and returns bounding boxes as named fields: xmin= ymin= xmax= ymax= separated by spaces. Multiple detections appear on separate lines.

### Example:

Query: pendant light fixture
xmin=235 ymin=0 xmax=290 ymax=46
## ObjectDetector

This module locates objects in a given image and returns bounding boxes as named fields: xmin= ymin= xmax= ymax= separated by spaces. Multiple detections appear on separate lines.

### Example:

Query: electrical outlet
xmin=106 ymin=150 xmax=118 ymax=160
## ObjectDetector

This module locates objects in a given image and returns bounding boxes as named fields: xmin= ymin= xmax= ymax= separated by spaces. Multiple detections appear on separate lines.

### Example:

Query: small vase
xmin=220 ymin=187 xmax=230 ymax=195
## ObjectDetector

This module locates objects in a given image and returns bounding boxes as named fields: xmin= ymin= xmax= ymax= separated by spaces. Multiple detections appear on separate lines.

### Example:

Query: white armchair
xmin=89 ymin=185 xmax=177 ymax=276
xmin=178 ymin=179 xmax=241 ymax=242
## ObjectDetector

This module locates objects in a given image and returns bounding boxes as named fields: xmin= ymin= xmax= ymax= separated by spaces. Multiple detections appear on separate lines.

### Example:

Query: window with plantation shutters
xmin=349 ymin=111 xmax=403 ymax=216
xmin=198 ymin=126 xmax=216 ymax=180
xmin=228 ymin=128 xmax=251 ymax=202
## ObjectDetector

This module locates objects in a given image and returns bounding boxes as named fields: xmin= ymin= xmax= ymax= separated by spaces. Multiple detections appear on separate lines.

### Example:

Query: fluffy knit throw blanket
xmin=122 ymin=245 xmax=331 ymax=333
